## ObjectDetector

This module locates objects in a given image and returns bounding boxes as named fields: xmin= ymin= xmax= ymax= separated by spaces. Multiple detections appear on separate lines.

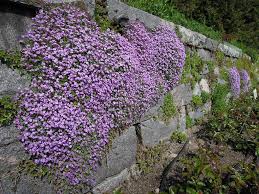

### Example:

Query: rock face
xmin=94 ymin=126 xmax=137 ymax=184
xmin=141 ymin=117 xmax=178 ymax=147
xmin=170 ymin=84 xmax=192 ymax=106
xmin=1 ymin=174 xmax=55 ymax=194
xmin=0 ymin=1 xmax=36 ymax=50
xmin=0 ymin=62 xmax=30 ymax=98
xmin=0 ymin=125 xmax=28 ymax=175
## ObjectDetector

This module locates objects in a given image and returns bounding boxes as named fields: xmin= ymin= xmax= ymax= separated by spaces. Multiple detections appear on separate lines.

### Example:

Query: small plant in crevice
xmin=215 ymin=50 xmax=225 ymax=66
xmin=191 ymin=95 xmax=203 ymax=108
xmin=0 ymin=96 xmax=18 ymax=126
xmin=211 ymin=83 xmax=229 ymax=116
xmin=161 ymin=93 xmax=177 ymax=122
xmin=94 ymin=0 xmax=122 ymax=32
xmin=186 ymin=115 xmax=193 ymax=129
xmin=170 ymin=130 xmax=187 ymax=143
xmin=181 ymin=51 xmax=204 ymax=87
xmin=200 ymin=91 xmax=211 ymax=104
xmin=0 ymin=50 xmax=22 ymax=70
xmin=136 ymin=143 xmax=167 ymax=174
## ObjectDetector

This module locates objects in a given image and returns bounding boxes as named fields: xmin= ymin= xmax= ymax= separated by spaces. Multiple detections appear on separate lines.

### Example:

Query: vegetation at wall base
xmin=161 ymin=145 xmax=259 ymax=194
xmin=199 ymin=95 xmax=258 ymax=156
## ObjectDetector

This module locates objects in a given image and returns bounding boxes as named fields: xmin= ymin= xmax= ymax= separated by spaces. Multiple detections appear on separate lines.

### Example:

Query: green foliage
xmin=171 ymin=130 xmax=187 ymax=143
xmin=211 ymin=83 xmax=229 ymax=116
xmin=215 ymin=50 xmax=225 ymax=66
xmin=161 ymin=93 xmax=177 ymax=122
xmin=186 ymin=115 xmax=193 ymax=129
xmin=0 ymin=50 xmax=22 ymax=69
xmin=94 ymin=1 xmax=112 ymax=31
xmin=236 ymin=56 xmax=258 ymax=88
xmin=0 ymin=96 xmax=18 ymax=126
xmin=124 ymin=0 xmax=222 ymax=41
xmin=191 ymin=95 xmax=203 ymax=108
xmin=199 ymin=96 xmax=259 ymax=156
xmin=19 ymin=159 xmax=52 ymax=180
xmin=181 ymin=52 xmax=203 ymax=86
xmin=137 ymin=143 xmax=166 ymax=174
xmin=167 ymin=146 xmax=259 ymax=194
xmin=200 ymin=91 xmax=210 ymax=104
xmin=95 ymin=0 xmax=121 ymax=32
xmin=170 ymin=0 xmax=258 ymax=62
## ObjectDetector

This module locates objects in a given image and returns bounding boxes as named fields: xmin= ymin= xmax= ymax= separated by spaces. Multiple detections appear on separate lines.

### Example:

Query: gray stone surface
xmin=141 ymin=117 xmax=178 ymax=147
xmin=0 ymin=125 xmax=28 ymax=175
xmin=94 ymin=126 xmax=137 ymax=184
xmin=178 ymin=106 xmax=186 ymax=131
xmin=0 ymin=173 xmax=55 ymax=194
xmin=93 ymin=168 xmax=129 ymax=194
xmin=0 ymin=1 xmax=35 ymax=50
xmin=193 ymin=82 xmax=201 ymax=96
xmin=107 ymin=0 xmax=163 ymax=29
xmin=197 ymin=49 xmax=213 ymax=61
xmin=199 ymin=79 xmax=210 ymax=93
xmin=188 ymin=101 xmax=211 ymax=120
xmin=140 ymin=95 xmax=164 ymax=122
xmin=0 ymin=63 xmax=30 ymax=97
xmin=170 ymin=84 xmax=192 ymax=106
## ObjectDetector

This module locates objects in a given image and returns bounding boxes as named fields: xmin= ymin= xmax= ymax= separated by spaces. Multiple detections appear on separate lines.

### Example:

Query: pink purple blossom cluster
xmin=228 ymin=67 xmax=241 ymax=98
xmin=239 ymin=69 xmax=249 ymax=93
xmin=15 ymin=6 xmax=185 ymax=185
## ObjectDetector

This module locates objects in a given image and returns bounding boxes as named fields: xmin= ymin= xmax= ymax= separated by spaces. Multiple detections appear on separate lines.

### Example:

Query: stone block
xmin=171 ymin=84 xmax=192 ymax=107
xmin=0 ymin=63 xmax=30 ymax=97
xmin=0 ymin=125 xmax=28 ymax=175
xmin=199 ymin=79 xmax=210 ymax=93
xmin=197 ymin=49 xmax=213 ymax=61
xmin=93 ymin=168 xmax=129 ymax=194
xmin=94 ymin=126 xmax=137 ymax=184
xmin=178 ymin=106 xmax=186 ymax=131
xmin=141 ymin=117 xmax=178 ymax=147
xmin=0 ymin=174 xmax=55 ymax=194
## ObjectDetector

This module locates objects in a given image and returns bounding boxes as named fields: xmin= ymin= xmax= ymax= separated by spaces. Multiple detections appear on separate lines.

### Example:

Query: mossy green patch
xmin=211 ymin=83 xmax=229 ymax=116
xmin=201 ymin=91 xmax=211 ymax=104
xmin=161 ymin=93 xmax=177 ymax=122
xmin=0 ymin=96 xmax=18 ymax=126
xmin=186 ymin=115 xmax=193 ymax=129
xmin=192 ymin=95 xmax=203 ymax=108
xmin=171 ymin=130 xmax=187 ymax=143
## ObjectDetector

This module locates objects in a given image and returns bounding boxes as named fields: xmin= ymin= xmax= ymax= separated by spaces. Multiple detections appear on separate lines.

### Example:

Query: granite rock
xmin=94 ymin=126 xmax=137 ymax=184
xmin=0 ymin=63 xmax=30 ymax=97
xmin=141 ymin=116 xmax=178 ymax=147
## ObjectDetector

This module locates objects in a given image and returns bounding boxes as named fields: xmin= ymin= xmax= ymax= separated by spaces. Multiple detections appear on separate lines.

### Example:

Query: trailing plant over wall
xmin=15 ymin=5 xmax=185 ymax=187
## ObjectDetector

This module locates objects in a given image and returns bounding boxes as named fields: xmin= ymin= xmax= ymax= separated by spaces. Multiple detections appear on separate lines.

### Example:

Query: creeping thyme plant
xmin=15 ymin=5 xmax=185 ymax=186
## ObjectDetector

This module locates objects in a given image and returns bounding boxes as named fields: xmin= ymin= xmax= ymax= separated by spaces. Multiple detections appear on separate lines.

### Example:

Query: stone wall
xmin=0 ymin=0 xmax=252 ymax=194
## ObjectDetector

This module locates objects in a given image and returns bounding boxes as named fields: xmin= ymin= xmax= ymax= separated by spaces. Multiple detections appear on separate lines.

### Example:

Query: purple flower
xmin=15 ymin=5 xmax=185 ymax=187
xmin=229 ymin=66 xmax=241 ymax=98
xmin=240 ymin=69 xmax=249 ymax=93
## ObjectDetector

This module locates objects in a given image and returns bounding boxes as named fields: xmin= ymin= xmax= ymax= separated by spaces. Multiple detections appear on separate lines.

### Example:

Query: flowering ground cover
xmin=15 ymin=5 xmax=185 ymax=186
